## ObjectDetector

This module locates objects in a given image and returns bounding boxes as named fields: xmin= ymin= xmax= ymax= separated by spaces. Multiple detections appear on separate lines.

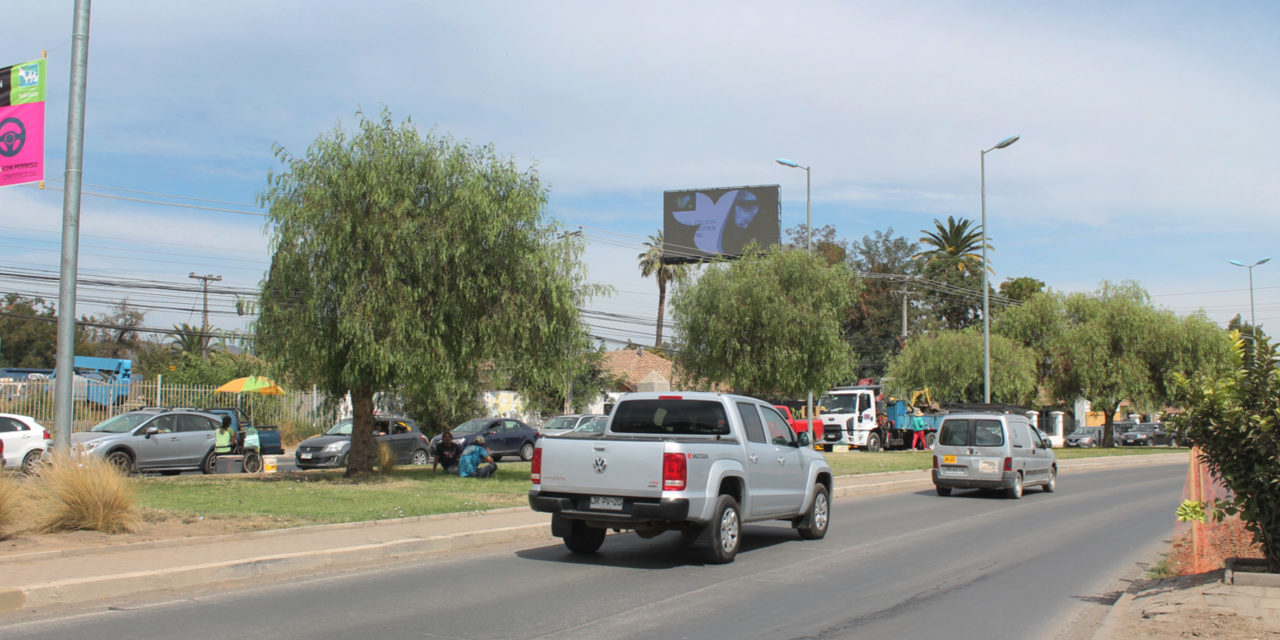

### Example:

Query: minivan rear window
xmin=611 ymin=399 xmax=730 ymax=436
xmin=938 ymin=418 xmax=1006 ymax=447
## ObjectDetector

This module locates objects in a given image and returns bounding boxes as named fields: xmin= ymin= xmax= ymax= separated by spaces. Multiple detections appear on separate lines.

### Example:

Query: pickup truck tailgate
xmin=538 ymin=437 xmax=667 ymax=497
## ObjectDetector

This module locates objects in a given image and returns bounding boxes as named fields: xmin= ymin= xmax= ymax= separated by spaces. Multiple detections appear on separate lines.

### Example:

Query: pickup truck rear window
xmin=612 ymin=399 xmax=731 ymax=436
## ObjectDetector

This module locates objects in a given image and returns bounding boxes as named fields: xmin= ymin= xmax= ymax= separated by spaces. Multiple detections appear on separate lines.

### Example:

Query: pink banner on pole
xmin=0 ymin=101 xmax=45 ymax=187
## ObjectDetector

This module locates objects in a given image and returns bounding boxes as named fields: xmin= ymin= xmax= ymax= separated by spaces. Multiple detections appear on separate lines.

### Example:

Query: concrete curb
xmin=2 ymin=521 xmax=554 ymax=611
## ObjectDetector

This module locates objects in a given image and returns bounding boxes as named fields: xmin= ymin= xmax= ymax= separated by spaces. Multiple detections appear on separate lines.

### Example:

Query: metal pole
xmin=188 ymin=273 xmax=222 ymax=357
xmin=981 ymin=149 xmax=990 ymax=404
xmin=804 ymin=166 xmax=814 ymax=436
xmin=52 ymin=0 xmax=92 ymax=454
xmin=1248 ymin=266 xmax=1256 ymax=333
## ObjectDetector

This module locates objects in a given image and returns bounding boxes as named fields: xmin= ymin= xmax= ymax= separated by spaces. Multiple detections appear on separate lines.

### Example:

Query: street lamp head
xmin=1230 ymin=259 xmax=1246 ymax=267
xmin=1259 ymin=257 xmax=1272 ymax=266
xmin=993 ymin=135 xmax=1020 ymax=150
xmin=775 ymin=158 xmax=801 ymax=168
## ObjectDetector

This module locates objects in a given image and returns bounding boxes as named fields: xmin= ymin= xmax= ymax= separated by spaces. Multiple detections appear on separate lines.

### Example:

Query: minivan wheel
xmin=866 ymin=433 xmax=882 ymax=453
xmin=935 ymin=485 xmax=952 ymax=497
xmin=1043 ymin=467 xmax=1057 ymax=493
xmin=1007 ymin=472 xmax=1024 ymax=499
xmin=705 ymin=494 xmax=742 ymax=564
xmin=520 ymin=442 xmax=535 ymax=462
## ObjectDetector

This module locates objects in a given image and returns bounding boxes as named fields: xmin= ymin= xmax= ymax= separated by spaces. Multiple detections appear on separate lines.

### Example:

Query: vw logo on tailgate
xmin=593 ymin=457 xmax=607 ymax=474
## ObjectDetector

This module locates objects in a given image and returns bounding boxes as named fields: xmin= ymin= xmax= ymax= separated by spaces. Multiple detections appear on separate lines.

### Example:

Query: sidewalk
xmin=0 ymin=453 xmax=1188 ymax=614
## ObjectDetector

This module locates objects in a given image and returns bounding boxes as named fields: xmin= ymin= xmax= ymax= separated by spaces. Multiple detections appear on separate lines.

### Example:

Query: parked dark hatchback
xmin=295 ymin=416 xmax=430 ymax=469
xmin=429 ymin=417 xmax=539 ymax=462
xmin=1119 ymin=422 xmax=1178 ymax=447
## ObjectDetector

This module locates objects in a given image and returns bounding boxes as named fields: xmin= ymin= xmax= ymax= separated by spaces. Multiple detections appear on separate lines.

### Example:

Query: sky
xmin=3 ymin=1 xmax=1278 ymax=352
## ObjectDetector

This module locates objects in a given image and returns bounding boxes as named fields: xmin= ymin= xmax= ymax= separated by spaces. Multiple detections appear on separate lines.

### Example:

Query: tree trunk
xmin=655 ymin=273 xmax=667 ymax=348
xmin=1100 ymin=400 xmax=1119 ymax=448
xmin=346 ymin=386 xmax=376 ymax=477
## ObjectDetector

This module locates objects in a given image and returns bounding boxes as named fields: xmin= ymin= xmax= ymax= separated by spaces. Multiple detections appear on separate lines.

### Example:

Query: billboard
xmin=662 ymin=184 xmax=780 ymax=263
xmin=0 ymin=58 xmax=47 ymax=188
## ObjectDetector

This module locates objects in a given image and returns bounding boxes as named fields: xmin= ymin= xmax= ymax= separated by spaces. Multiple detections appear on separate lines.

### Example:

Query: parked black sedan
xmin=430 ymin=417 xmax=539 ymax=462
xmin=295 ymin=416 xmax=431 ymax=469
xmin=1118 ymin=422 xmax=1178 ymax=447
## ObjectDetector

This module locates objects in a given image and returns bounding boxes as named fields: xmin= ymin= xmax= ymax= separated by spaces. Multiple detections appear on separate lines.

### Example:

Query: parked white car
xmin=1 ymin=412 xmax=51 ymax=474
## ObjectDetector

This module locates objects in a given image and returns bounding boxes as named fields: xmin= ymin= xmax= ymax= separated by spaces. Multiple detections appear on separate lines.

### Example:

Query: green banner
xmin=0 ymin=58 xmax=46 ymax=106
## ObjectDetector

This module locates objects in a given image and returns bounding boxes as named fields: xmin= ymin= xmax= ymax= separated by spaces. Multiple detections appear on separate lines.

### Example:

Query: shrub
xmin=0 ymin=472 xmax=20 ymax=536
xmin=1171 ymin=332 xmax=1280 ymax=571
xmin=374 ymin=442 xmax=396 ymax=476
xmin=35 ymin=453 xmax=137 ymax=534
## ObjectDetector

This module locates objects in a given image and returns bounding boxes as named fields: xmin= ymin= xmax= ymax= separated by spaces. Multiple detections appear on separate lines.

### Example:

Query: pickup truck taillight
xmin=44 ymin=429 xmax=52 ymax=440
xmin=933 ymin=455 xmax=938 ymax=469
xmin=531 ymin=447 xmax=542 ymax=485
xmin=662 ymin=452 xmax=686 ymax=491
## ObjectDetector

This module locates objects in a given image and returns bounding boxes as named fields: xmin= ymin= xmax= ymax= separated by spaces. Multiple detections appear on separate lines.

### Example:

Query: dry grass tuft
xmin=375 ymin=442 xmax=397 ymax=476
xmin=35 ymin=453 xmax=137 ymax=534
xmin=0 ymin=472 xmax=21 ymax=535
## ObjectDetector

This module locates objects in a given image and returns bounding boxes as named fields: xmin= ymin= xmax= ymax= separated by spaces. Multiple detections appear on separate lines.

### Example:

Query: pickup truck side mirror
xmin=797 ymin=432 xmax=811 ymax=447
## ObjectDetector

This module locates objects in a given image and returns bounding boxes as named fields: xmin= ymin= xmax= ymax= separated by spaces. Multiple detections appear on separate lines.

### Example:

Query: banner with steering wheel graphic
xmin=0 ymin=58 xmax=46 ymax=188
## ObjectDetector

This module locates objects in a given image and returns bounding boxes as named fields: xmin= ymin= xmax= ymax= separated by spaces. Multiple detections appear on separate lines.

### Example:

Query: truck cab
xmin=817 ymin=386 xmax=882 ymax=451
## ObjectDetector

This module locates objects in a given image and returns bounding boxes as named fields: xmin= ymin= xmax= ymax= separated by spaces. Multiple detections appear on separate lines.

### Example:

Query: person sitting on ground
xmin=458 ymin=435 xmax=497 ymax=478
xmin=433 ymin=431 xmax=463 ymax=474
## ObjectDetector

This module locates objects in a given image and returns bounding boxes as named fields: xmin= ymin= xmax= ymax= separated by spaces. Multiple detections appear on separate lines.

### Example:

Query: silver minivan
xmin=932 ymin=412 xmax=1057 ymax=498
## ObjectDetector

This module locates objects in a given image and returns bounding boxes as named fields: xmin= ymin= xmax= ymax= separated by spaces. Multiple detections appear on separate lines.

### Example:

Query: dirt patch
xmin=0 ymin=507 xmax=293 ymax=557
xmin=1106 ymin=572 xmax=1280 ymax=639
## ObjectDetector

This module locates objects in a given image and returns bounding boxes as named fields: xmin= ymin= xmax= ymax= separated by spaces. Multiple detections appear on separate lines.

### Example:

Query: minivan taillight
xmin=1003 ymin=456 xmax=1013 ymax=471
xmin=662 ymin=452 xmax=686 ymax=491
xmin=531 ymin=447 xmax=542 ymax=484
xmin=933 ymin=455 xmax=939 ymax=469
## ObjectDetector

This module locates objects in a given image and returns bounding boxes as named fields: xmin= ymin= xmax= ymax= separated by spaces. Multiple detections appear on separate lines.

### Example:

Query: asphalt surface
xmin=0 ymin=454 xmax=1188 ymax=639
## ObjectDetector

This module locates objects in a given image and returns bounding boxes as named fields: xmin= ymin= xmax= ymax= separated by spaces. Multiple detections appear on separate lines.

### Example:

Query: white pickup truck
xmin=529 ymin=391 xmax=833 ymax=563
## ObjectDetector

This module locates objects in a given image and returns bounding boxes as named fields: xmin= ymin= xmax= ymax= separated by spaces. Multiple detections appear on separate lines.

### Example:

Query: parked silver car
xmin=932 ymin=412 xmax=1057 ymax=499
xmin=539 ymin=414 xmax=606 ymax=436
xmin=72 ymin=408 xmax=224 ymax=474
xmin=1065 ymin=426 xmax=1102 ymax=448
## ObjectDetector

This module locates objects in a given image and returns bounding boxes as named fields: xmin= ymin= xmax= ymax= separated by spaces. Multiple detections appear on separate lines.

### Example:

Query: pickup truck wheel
xmin=797 ymin=485 xmax=830 ymax=540
xmin=1006 ymin=471 xmax=1024 ymax=499
xmin=410 ymin=449 xmax=429 ymax=466
xmin=201 ymin=450 xmax=217 ymax=475
xmin=519 ymin=442 xmax=535 ymax=462
xmin=244 ymin=452 xmax=263 ymax=473
xmin=866 ymin=433 xmax=882 ymax=453
xmin=564 ymin=520 xmax=606 ymax=554
xmin=704 ymin=495 xmax=742 ymax=564
xmin=935 ymin=485 xmax=952 ymax=496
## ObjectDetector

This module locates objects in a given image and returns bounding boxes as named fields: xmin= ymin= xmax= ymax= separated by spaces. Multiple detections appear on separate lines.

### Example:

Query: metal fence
xmin=0 ymin=377 xmax=336 ymax=444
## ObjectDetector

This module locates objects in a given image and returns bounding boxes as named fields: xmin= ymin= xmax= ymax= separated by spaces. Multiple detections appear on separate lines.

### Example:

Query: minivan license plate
xmin=589 ymin=496 xmax=623 ymax=511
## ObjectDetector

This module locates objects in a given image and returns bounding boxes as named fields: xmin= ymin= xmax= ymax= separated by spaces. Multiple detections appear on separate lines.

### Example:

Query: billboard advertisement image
xmin=662 ymin=184 xmax=780 ymax=262
xmin=0 ymin=58 xmax=47 ymax=188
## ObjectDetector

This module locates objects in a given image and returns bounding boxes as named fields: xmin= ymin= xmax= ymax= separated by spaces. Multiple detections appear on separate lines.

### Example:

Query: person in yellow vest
xmin=214 ymin=417 xmax=235 ymax=457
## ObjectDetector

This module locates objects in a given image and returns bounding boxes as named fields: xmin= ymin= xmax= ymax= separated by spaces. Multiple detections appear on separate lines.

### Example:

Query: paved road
xmin=6 ymin=462 xmax=1183 ymax=640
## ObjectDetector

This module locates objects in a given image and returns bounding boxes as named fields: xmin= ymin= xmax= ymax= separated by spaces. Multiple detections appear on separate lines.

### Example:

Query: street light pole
xmin=1229 ymin=257 xmax=1271 ymax=345
xmin=776 ymin=158 xmax=814 ymax=431
xmin=980 ymin=135 xmax=1019 ymax=404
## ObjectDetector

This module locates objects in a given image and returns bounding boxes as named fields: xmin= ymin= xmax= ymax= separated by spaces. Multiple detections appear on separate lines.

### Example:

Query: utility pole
xmin=189 ymin=272 xmax=221 ymax=357
xmin=558 ymin=229 xmax=582 ymax=414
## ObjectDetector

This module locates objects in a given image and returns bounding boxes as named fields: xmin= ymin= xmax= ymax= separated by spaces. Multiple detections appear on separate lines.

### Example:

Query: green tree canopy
xmin=256 ymin=110 xmax=586 ymax=475
xmin=915 ymin=216 xmax=987 ymax=275
xmin=885 ymin=328 xmax=1036 ymax=405
xmin=0 ymin=294 xmax=58 ymax=368
xmin=847 ymin=227 xmax=921 ymax=377
xmin=672 ymin=247 xmax=859 ymax=398
xmin=998 ymin=276 xmax=1045 ymax=302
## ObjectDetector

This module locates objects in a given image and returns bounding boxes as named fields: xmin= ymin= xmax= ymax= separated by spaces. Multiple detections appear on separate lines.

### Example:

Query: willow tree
xmin=256 ymin=110 xmax=585 ymax=475
xmin=672 ymin=247 xmax=858 ymax=398
xmin=885 ymin=329 xmax=1036 ymax=405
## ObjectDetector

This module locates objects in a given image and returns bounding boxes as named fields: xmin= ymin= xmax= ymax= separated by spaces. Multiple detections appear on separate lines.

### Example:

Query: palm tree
xmin=167 ymin=323 xmax=209 ymax=356
xmin=915 ymin=216 xmax=990 ymax=275
xmin=637 ymin=230 xmax=689 ymax=348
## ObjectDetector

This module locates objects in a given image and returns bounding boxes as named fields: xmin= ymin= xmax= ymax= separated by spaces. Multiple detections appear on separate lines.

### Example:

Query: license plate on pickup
xmin=589 ymin=496 xmax=623 ymax=511
xmin=300 ymin=453 xmax=312 ymax=460
xmin=943 ymin=455 xmax=956 ymax=464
